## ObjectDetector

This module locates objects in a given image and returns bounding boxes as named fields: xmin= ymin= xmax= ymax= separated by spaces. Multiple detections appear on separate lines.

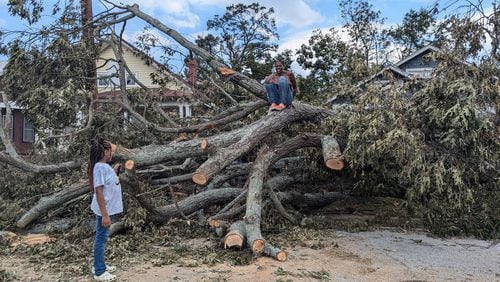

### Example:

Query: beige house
xmin=96 ymin=38 xmax=196 ymax=118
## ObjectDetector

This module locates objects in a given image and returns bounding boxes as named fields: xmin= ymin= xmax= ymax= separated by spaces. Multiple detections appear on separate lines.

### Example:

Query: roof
xmin=98 ymin=36 xmax=196 ymax=97
xmin=355 ymin=65 xmax=411 ymax=88
xmin=395 ymin=45 xmax=440 ymax=68
xmin=355 ymin=45 xmax=443 ymax=88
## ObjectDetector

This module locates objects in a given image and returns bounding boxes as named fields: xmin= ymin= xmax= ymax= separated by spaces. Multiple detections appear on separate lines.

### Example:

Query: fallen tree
xmin=1 ymin=1 xmax=497 ymax=262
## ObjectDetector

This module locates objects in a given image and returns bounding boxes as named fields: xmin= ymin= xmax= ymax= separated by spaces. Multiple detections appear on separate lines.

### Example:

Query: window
xmin=1 ymin=114 xmax=14 ymax=139
xmin=180 ymin=104 xmax=192 ymax=118
xmin=22 ymin=117 xmax=35 ymax=143
xmin=97 ymin=73 xmax=110 ymax=87
xmin=126 ymin=73 xmax=137 ymax=86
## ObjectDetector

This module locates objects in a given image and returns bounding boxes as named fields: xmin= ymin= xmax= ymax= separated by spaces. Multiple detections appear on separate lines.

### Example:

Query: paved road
xmin=335 ymin=230 xmax=500 ymax=281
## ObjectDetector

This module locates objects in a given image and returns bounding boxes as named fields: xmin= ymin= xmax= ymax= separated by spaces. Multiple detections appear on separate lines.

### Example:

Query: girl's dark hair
xmin=87 ymin=138 xmax=111 ymax=193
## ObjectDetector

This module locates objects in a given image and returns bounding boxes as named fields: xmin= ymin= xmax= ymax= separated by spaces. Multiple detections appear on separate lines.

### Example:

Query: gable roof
xmin=98 ymin=36 xmax=197 ymax=98
xmin=395 ymin=45 xmax=440 ymax=68
xmin=355 ymin=45 xmax=442 ymax=88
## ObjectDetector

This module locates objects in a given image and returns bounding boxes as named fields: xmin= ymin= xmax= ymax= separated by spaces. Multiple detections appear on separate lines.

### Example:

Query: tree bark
xmin=224 ymin=220 xmax=246 ymax=249
xmin=263 ymin=243 xmax=287 ymax=262
xmin=277 ymin=191 xmax=345 ymax=207
xmin=244 ymin=134 xmax=324 ymax=254
xmin=126 ymin=4 xmax=269 ymax=101
xmin=16 ymin=182 xmax=89 ymax=228
xmin=321 ymin=136 xmax=344 ymax=170
xmin=192 ymin=103 xmax=330 ymax=185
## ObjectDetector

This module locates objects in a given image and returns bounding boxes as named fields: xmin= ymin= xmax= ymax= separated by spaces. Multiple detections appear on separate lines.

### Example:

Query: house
xmin=0 ymin=61 xmax=35 ymax=153
xmin=362 ymin=45 xmax=441 ymax=86
xmin=96 ymin=38 xmax=197 ymax=118
xmin=328 ymin=45 xmax=443 ymax=105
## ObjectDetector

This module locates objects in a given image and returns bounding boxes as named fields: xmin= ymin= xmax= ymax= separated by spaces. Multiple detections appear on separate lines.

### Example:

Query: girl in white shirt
xmin=87 ymin=138 xmax=123 ymax=281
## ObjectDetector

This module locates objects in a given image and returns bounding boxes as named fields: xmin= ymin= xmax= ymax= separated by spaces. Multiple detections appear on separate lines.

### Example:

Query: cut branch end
xmin=251 ymin=239 xmax=265 ymax=254
xmin=224 ymin=233 xmax=244 ymax=249
xmin=125 ymin=160 xmax=135 ymax=170
xmin=200 ymin=139 xmax=208 ymax=150
xmin=276 ymin=251 xmax=287 ymax=262
xmin=217 ymin=67 xmax=236 ymax=76
xmin=192 ymin=173 xmax=207 ymax=185
xmin=325 ymin=159 xmax=344 ymax=170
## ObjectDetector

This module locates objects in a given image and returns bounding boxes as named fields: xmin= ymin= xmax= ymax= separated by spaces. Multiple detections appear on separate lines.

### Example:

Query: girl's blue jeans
xmin=265 ymin=76 xmax=293 ymax=105
xmin=93 ymin=215 xmax=109 ymax=276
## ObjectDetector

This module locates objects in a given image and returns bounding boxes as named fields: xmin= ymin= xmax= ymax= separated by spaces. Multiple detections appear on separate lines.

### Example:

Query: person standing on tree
xmin=87 ymin=138 xmax=122 ymax=281
xmin=264 ymin=58 xmax=298 ymax=111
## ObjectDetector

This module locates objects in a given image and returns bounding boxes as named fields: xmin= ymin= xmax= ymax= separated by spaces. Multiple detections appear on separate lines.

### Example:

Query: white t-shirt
xmin=91 ymin=162 xmax=123 ymax=216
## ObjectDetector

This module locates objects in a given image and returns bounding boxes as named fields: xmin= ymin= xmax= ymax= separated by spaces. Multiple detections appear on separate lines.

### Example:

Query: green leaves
xmin=331 ymin=58 xmax=499 ymax=237
xmin=7 ymin=0 xmax=44 ymax=25
xmin=201 ymin=3 xmax=278 ymax=74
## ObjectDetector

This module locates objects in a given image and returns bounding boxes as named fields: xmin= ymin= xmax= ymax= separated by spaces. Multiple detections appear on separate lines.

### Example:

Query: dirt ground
xmin=1 ymin=229 xmax=499 ymax=282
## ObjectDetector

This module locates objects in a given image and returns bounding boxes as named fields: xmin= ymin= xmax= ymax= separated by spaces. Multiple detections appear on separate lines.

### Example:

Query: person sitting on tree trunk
xmin=264 ymin=58 xmax=298 ymax=111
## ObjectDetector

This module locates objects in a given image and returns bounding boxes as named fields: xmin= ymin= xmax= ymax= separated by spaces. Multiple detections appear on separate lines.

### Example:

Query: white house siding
xmin=96 ymin=45 xmax=188 ymax=93
xmin=96 ymin=44 xmax=194 ymax=118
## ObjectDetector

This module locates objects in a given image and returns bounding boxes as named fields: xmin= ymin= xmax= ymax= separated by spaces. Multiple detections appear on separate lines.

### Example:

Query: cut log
xmin=224 ymin=221 xmax=246 ymax=249
xmin=250 ymin=237 xmax=265 ymax=254
xmin=263 ymin=243 xmax=287 ymax=262
xmin=218 ymin=67 xmax=237 ymax=76
xmin=244 ymin=146 xmax=268 ymax=254
xmin=124 ymin=186 xmax=244 ymax=224
xmin=321 ymin=136 xmax=344 ymax=170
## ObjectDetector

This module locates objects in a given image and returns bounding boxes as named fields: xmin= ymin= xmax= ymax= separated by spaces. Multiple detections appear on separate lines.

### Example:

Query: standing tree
xmin=201 ymin=2 xmax=278 ymax=75
xmin=194 ymin=3 xmax=279 ymax=102
xmin=387 ymin=7 xmax=439 ymax=58
xmin=339 ymin=0 xmax=386 ymax=67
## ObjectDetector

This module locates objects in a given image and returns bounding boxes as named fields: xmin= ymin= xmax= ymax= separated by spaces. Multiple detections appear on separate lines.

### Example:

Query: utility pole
xmin=81 ymin=0 xmax=97 ymax=99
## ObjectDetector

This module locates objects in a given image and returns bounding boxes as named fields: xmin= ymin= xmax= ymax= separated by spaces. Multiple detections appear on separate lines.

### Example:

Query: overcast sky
xmin=0 ymin=0 xmax=495 ymax=73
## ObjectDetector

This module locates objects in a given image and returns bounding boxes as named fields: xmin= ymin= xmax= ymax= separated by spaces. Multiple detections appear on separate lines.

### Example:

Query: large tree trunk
xmin=192 ymin=103 xmax=330 ymax=185
xmin=244 ymin=134 xmax=325 ymax=254
xmin=16 ymin=182 xmax=88 ymax=228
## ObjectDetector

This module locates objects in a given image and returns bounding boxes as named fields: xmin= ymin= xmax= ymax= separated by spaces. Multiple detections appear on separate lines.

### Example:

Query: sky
xmin=0 ymin=0 xmax=495 ymax=74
